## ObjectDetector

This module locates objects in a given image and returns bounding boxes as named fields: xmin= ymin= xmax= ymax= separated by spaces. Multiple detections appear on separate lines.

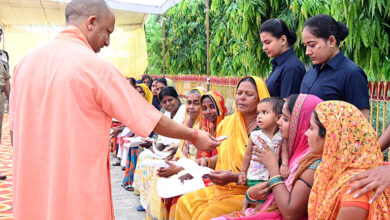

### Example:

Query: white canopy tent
xmin=0 ymin=0 xmax=181 ymax=77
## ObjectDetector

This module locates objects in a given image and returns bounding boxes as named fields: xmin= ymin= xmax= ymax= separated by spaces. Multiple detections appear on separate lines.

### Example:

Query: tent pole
xmin=162 ymin=16 xmax=166 ymax=77
xmin=206 ymin=0 xmax=210 ymax=91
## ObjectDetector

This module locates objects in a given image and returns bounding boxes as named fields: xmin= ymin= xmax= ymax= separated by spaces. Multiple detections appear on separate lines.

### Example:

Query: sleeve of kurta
xmin=96 ymin=65 xmax=163 ymax=138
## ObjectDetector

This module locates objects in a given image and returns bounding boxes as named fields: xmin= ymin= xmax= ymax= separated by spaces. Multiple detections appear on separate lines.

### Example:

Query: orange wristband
xmin=191 ymin=129 xmax=198 ymax=144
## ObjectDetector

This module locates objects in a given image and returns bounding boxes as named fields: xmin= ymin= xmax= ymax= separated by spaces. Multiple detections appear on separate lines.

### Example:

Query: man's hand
xmin=348 ymin=165 xmax=390 ymax=203
xmin=193 ymin=130 xmax=220 ymax=152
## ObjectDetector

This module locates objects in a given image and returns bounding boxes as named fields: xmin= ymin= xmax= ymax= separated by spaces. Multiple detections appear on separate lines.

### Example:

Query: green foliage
xmin=145 ymin=14 xmax=163 ymax=74
xmin=146 ymin=0 xmax=390 ymax=80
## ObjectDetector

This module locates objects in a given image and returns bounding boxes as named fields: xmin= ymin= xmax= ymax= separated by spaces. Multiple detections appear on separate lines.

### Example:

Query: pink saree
xmin=214 ymin=94 xmax=322 ymax=220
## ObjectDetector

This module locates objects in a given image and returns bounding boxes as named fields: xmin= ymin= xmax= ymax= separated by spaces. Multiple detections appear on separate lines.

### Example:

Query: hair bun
xmin=336 ymin=21 xmax=349 ymax=42
xmin=288 ymin=30 xmax=297 ymax=45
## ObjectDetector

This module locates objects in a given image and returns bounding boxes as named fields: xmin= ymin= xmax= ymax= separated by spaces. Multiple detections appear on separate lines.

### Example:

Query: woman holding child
xmin=174 ymin=76 xmax=270 ymax=219
xmin=215 ymin=94 xmax=322 ymax=220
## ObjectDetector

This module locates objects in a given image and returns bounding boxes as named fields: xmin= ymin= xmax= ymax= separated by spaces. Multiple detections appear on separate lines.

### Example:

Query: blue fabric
xmin=121 ymin=148 xmax=139 ymax=187
xmin=300 ymin=51 xmax=369 ymax=109
xmin=152 ymin=96 xmax=161 ymax=111
xmin=265 ymin=48 xmax=305 ymax=98
xmin=308 ymin=159 xmax=322 ymax=170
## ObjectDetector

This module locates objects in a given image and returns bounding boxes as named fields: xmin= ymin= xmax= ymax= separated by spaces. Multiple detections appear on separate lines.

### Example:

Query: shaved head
xmin=65 ymin=0 xmax=111 ymax=24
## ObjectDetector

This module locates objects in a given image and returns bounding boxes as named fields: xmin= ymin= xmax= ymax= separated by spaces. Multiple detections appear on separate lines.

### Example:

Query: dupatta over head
xmin=224 ymin=94 xmax=322 ymax=220
xmin=258 ymin=94 xmax=322 ymax=217
xmin=209 ymin=76 xmax=270 ymax=200
xmin=175 ymin=87 xmax=205 ymax=158
xmin=308 ymin=101 xmax=390 ymax=219
xmin=137 ymin=83 xmax=153 ymax=103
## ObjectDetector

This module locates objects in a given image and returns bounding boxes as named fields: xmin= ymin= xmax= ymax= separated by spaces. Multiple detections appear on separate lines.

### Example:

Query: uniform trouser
xmin=0 ymin=95 xmax=5 ymax=142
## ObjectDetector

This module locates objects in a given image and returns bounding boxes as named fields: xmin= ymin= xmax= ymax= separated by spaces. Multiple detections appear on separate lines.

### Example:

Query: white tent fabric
xmin=52 ymin=0 xmax=182 ymax=14
xmin=0 ymin=0 xmax=181 ymax=77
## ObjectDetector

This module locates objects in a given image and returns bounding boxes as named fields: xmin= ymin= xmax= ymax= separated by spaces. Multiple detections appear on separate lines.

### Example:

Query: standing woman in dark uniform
xmin=260 ymin=19 xmax=306 ymax=98
xmin=300 ymin=14 xmax=370 ymax=117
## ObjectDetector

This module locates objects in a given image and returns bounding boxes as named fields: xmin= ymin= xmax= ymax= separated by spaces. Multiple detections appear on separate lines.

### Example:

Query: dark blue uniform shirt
xmin=300 ymin=51 xmax=369 ymax=109
xmin=265 ymin=48 xmax=305 ymax=98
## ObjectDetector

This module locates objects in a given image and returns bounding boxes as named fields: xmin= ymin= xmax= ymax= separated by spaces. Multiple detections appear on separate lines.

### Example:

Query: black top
xmin=265 ymin=48 xmax=305 ymax=98
xmin=300 ymin=51 xmax=370 ymax=109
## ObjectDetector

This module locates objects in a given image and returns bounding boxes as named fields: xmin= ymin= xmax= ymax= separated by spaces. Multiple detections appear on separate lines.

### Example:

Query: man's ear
xmin=86 ymin=16 xmax=97 ymax=31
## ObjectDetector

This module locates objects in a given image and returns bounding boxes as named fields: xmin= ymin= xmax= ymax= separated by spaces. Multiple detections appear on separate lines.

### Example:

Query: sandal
xmin=136 ymin=205 xmax=145 ymax=211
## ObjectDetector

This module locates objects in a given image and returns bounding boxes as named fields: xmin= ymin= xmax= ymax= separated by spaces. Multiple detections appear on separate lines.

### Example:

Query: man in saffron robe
xmin=10 ymin=0 xmax=219 ymax=219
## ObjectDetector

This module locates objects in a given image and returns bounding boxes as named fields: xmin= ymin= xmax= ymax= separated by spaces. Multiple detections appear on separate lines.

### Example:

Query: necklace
xmin=247 ymin=118 xmax=257 ymax=130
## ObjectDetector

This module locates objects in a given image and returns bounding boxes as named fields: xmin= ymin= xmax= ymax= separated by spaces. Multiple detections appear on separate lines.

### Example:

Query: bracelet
xmin=206 ymin=158 xmax=212 ymax=168
xmin=281 ymin=163 xmax=288 ymax=167
xmin=201 ymin=157 xmax=209 ymax=167
xmin=268 ymin=175 xmax=284 ymax=187
xmin=269 ymin=181 xmax=284 ymax=189
xmin=191 ymin=129 xmax=198 ymax=144
xmin=245 ymin=189 xmax=257 ymax=203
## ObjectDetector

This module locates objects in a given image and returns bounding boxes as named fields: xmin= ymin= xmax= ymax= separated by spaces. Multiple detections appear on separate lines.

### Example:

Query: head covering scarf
xmin=222 ymin=94 xmax=322 ymax=220
xmin=197 ymin=91 xmax=228 ymax=158
xmin=308 ymin=101 xmax=390 ymax=220
xmin=166 ymin=78 xmax=176 ymax=89
xmin=200 ymin=91 xmax=228 ymax=135
xmin=207 ymin=76 xmax=269 ymax=200
xmin=175 ymin=87 xmax=206 ymax=159
xmin=137 ymin=83 xmax=153 ymax=103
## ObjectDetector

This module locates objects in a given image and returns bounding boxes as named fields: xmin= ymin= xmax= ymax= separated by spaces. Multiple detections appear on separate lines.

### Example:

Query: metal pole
xmin=162 ymin=16 xmax=166 ymax=77
xmin=206 ymin=0 xmax=210 ymax=91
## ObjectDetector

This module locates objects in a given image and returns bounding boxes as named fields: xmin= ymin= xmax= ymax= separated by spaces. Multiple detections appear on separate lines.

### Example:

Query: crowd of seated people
xmin=109 ymin=13 xmax=390 ymax=220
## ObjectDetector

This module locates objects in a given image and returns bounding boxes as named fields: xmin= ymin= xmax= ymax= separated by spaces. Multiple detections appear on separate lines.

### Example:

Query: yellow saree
xmin=175 ymin=76 xmax=270 ymax=220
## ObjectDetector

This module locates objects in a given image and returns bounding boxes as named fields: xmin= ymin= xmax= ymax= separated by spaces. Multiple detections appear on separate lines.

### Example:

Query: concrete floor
xmin=110 ymin=155 xmax=146 ymax=220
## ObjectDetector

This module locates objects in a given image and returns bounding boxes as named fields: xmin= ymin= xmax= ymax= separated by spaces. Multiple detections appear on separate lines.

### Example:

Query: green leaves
xmin=146 ymin=0 xmax=390 ymax=80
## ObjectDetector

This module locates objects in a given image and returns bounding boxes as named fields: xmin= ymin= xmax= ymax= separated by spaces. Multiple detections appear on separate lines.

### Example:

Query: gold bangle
xmin=269 ymin=175 xmax=282 ymax=179
xmin=270 ymin=181 xmax=284 ymax=189
xmin=246 ymin=188 xmax=257 ymax=202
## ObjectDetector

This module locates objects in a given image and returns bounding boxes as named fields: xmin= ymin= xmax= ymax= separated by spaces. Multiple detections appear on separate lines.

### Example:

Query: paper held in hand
xmin=155 ymin=158 xmax=214 ymax=198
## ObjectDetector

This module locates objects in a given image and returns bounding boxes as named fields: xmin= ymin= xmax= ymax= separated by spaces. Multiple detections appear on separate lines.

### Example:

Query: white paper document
xmin=176 ymin=157 xmax=214 ymax=178
xmin=157 ymin=176 xmax=206 ymax=198
xmin=156 ymin=157 xmax=215 ymax=198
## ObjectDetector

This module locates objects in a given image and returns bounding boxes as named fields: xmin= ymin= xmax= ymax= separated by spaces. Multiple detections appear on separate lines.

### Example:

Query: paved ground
xmin=0 ymin=112 xmax=145 ymax=220
xmin=110 ymin=155 xmax=146 ymax=220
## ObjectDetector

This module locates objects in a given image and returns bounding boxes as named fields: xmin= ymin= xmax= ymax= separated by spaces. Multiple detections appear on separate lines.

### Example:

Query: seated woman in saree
xmin=133 ymin=86 xmax=186 ymax=211
xmin=308 ymin=101 xmax=390 ymax=219
xmin=174 ymin=76 xmax=270 ymax=220
xmin=146 ymin=87 xmax=206 ymax=219
xmin=214 ymin=94 xmax=322 ymax=220
xmin=146 ymin=91 xmax=228 ymax=220
xmin=151 ymin=79 xmax=162 ymax=110
xmin=121 ymin=84 xmax=154 ymax=191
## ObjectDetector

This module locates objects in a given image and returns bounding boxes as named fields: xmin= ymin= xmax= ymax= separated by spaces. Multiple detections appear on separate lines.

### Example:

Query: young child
xmin=238 ymin=97 xmax=289 ymax=211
